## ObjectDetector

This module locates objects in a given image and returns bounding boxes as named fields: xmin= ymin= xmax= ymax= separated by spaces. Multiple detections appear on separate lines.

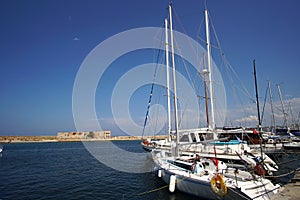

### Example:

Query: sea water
xmin=1 ymin=140 xmax=299 ymax=200
xmin=0 ymin=140 xmax=199 ymax=200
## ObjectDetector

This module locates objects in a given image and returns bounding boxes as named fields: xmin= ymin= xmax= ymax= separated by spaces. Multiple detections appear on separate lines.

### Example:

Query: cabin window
xmin=190 ymin=133 xmax=196 ymax=142
xmin=198 ymin=133 xmax=205 ymax=141
xmin=179 ymin=134 xmax=189 ymax=142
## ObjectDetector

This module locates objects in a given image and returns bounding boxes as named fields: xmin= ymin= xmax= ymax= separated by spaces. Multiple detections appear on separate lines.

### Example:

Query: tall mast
xmin=277 ymin=84 xmax=289 ymax=129
xmin=268 ymin=80 xmax=276 ymax=132
xmin=253 ymin=60 xmax=264 ymax=161
xmin=202 ymin=54 xmax=210 ymax=127
xmin=169 ymin=4 xmax=179 ymax=155
xmin=289 ymin=102 xmax=295 ymax=129
xmin=298 ymin=112 xmax=300 ymax=129
xmin=205 ymin=9 xmax=215 ymax=131
xmin=165 ymin=18 xmax=171 ymax=142
xmin=253 ymin=60 xmax=262 ymax=131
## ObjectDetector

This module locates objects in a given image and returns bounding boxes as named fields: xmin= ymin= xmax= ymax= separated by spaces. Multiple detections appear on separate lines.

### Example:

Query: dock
xmin=272 ymin=169 xmax=300 ymax=200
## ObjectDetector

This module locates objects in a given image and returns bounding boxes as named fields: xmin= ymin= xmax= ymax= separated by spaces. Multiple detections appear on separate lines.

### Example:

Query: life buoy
xmin=210 ymin=174 xmax=227 ymax=197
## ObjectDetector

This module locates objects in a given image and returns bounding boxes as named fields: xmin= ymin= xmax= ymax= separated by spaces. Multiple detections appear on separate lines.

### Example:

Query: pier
xmin=273 ymin=169 xmax=300 ymax=200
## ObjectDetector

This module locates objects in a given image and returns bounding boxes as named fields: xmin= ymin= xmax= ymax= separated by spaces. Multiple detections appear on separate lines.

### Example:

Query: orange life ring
xmin=210 ymin=174 xmax=227 ymax=197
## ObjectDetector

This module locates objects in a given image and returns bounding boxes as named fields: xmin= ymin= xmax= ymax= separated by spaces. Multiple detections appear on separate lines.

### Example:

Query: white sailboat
xmin=153 ymin=149 xmax=280 ymax=200
xmin=141 ymin=3 xmax=279 ymax=177
xmin=151 ymin=4 xmax=280 ymax=199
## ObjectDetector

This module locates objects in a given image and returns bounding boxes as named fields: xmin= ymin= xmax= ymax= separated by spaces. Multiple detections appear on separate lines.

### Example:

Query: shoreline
xmin=0 ymin=135 xmax=168 ymax=144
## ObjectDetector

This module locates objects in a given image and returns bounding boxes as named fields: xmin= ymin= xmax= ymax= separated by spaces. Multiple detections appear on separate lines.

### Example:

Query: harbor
xmin=0 ymin=0 xmax=300 ymax=199
xmin=0 ymin=140 xmax=299 ymax=200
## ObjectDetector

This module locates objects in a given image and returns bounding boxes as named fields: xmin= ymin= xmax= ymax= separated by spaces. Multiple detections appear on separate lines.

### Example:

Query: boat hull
xmin=283 ymin=142 xmax=300 ymax=151
xmin=152 ymin=152 xmax=279 ymax=200
xmin=159 ymin=168 xmax=244 ymax=200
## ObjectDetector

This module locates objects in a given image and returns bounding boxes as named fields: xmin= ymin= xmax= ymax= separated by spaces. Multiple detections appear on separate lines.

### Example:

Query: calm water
xmin=1 ymin=141 xmax=299 ymax=200
xmin=0 ymin=141 xmax=199 ymax=200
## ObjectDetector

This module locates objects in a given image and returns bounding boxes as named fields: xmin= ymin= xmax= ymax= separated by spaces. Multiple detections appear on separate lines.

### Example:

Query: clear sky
xmin=0 ymin=0 xmax=299 ymax=136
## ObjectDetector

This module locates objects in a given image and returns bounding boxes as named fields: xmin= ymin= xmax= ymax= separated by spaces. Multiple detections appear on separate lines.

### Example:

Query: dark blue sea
xmin=1 ymin=140 xmax=299 ymax=200
xmin=0 ymin=140 xmax=199 ymax=200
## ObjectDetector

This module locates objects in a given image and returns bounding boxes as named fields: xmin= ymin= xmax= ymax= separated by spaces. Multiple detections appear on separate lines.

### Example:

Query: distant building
xmin=57 ymin=131 xmax=111 ymax=139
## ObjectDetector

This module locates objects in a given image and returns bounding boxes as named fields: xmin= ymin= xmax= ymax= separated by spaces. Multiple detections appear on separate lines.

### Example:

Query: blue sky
xmin=0 ymin=0 xmax=299 ymax=136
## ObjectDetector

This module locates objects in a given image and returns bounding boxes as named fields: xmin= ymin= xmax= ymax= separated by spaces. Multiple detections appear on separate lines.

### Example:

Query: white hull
xmin=153 ymin=150 xmax=280 ymax=200
xmin=160 ymin=170 xmax=242 ymax=199
xmin=283 ymin=142 xmax=300 ymax=150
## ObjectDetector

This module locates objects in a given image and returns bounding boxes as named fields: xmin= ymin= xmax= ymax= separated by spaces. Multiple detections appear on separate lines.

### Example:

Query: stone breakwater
xmin=0 ymin=136 xmax=58 ymax=143
xmin=0 ymin=135 xmax=168 ymax=143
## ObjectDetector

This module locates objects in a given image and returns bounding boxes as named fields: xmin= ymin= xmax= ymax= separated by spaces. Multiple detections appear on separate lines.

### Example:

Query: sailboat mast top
xmin=165 ymin=18 xmax=172 ymax=142
xmin=268 ymin=80 xmax=276 ymax=130
xmin=277 ymin=84 xmax=289 ymax=129
xmin=169 ymin=4 xmax=179 ymax=154
xmin=205 ymin=9 xmax=215 ymax=131
xmin=253 ymin=60 xmax=262 ymax=131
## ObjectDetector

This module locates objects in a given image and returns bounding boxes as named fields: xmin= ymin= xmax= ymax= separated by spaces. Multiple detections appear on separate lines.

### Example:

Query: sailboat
xmin=275 ymin=84 xmax=300 ymax=151
xmin=153 ymin=149 xmax=280 ymax=199
xmin=140 ymin=3 xmax=279 ymax=176
xmin=151 ymin=4 xmax=280 ymax=199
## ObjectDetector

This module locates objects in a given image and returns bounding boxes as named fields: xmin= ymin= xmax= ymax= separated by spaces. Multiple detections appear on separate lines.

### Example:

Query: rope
xmin=128 ymin=168 xmax=189 ymax=197
xmin=265 ymin=167 xmax=300 ymax=179
xmin=260 ymin=176 xmax=270 ymax=200
xmin=136 ymin=184 xmax=169 ymax=196
xmin=141 ymin=26 xmax=165 ymax=139
xmin=261 ymin=83 xmax=269 ymax=124
xmin=277 ymin=158 xmax=299 ymax=165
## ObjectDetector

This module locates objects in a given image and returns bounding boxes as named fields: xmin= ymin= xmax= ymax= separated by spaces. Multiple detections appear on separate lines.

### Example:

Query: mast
xmin=268 ymin=80 xmax=276 ymax=132
xmin=288 ymin=102 xmax=295 ymax=129
xmin=202 ymin=54 xmax=210 ymax=127
xmin=253 ymin=60 xmax=262 ymax=131
xmin=298 ymin=112 xmax=300 ymax=129
xmin=205 ymin=9 xmax=215 ymax=131
xmin=253 ymin=60 xmax=264 ymax=162
xmin=277 ymin=84 xmax=289 ymax=130
xmin=169 ymin=4 xmax=179 ymax=155
xmin=165 ymin=18 xmax=171 ymax=142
